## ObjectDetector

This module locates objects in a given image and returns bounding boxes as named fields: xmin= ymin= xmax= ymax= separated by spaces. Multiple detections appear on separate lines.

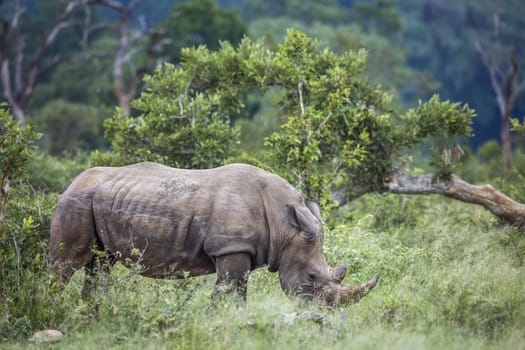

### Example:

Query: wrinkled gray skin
xmin=50 ymin=162 xmax=378 ymax=305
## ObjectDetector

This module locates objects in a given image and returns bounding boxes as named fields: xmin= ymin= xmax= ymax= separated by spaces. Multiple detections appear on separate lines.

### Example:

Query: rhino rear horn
xmin=305 ymin=200 xmax=322 ymax=222
xmin=288 ymin=205 xmax=316 ymax=239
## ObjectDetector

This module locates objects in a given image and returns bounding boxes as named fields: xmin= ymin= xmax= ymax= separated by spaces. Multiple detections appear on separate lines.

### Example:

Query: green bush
xmin=0 ymin=105 xmax=65 ymax=341
xmin=0 ymin=186 xmax=62 ymax=341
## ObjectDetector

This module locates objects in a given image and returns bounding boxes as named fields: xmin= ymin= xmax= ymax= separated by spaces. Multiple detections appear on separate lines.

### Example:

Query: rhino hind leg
xmin=211 ymin=253 xmax=252 ymax=302
xmin=50 ymin=229 xmax=96 ymax=288
xmin=50 ymin=196 xmax=102 ymax=293
xmin=81 ymin=251 xmax=116 ymax=299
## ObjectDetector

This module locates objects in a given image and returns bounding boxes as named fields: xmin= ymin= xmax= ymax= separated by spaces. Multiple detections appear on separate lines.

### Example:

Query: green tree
xmin=261 ymin=31 xmax=473 ymax=202
xmin=241 ymin=0 xmax=437 ymax=104
xmin=0 ymin=103 xmax=41 ymax=231
xmin=99 ymin=29 xmax=525 ymax=227
xmin=93 ymin=41 xmax=253 ymax=168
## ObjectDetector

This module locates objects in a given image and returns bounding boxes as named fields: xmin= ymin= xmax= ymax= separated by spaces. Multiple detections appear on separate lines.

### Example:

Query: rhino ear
xmin=288 ymin=205 xmax=317 ymax=240
xmin=305 ymin=200 xmax=322 ymax=222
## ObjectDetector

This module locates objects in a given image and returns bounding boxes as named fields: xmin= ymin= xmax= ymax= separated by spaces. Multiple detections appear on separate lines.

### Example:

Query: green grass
xmin=2 ymin=195 xmax=525 ymax=349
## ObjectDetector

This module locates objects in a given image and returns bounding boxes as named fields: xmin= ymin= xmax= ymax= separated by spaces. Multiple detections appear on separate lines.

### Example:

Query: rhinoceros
xmin=50 ymin=162 xmax=378 ymax=305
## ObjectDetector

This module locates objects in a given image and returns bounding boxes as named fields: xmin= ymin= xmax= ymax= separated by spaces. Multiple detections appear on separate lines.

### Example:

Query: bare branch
xmin=14 ymin=34 xmax=26 ymax=94
xmin=138 ymin=14 xmax=147 ymax=30
xmin=136 ymin=31 xmax=171 ymax=75
xmin=94 ymin=0 xmax=126 ymax=11
xmin=504 ymin=44 xmax=518 ymax=99
xmin=493 ymin=9 xmax=503 ymax=67
xmin=475 ymin=41 xmax=504 ymax=113
xmin=318 ymin=113 xmax=332 ymax=132
xmin=96 ymin=0 xmax=168 ymax=115
xmin=150 ymin=38 xmax=171 ymax=54
xmin=1 ymin=59 xmax=13 ymax=104
xmin=80 ymin=3 xmax=108 ymax=55
xmin=35 ymin=54 xmax=64 ymax=81
xmin=387 ymin=173 xmax=525 ymax=227
xmin=474 ymin=11 xmax=524 ymax=172
xmin=0 ymin=0 xmax=91 ymax=121
xmin=516 ymin=79 xmax=525 ymax=97
xmin=298 ymin=79 xmax=305 ymax=117
xmin=10 ymin=7 xmax=25 ymax=29
xmin=45 ymin=20 xmax=73 ymax=47
xmin=96 ymin=0 xmax=140 ymax=13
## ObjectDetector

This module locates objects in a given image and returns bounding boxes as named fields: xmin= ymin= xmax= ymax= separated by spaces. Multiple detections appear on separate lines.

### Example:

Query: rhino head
xmin=278 ymin=200 xmax=379 ymax=306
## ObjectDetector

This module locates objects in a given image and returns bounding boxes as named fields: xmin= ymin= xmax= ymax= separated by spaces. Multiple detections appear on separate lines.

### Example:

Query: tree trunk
xmin=0 ymin=59 xmax=25 ymax=122
xmin=117 ymin=92 xmax=133 ymax=116
xmin=9 ymin=104 xmax=25 ymax=122
xmin=501 ymin=111 xmax=512 ymax=172
xmin=387 ymin=173 xmax=525 ymax=227
xmin=474 ymin=13 xmax=525 ymax=173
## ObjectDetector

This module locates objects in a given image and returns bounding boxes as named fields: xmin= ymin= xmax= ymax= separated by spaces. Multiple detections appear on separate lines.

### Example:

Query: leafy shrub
xmin=0 ymin=186 xmax=62 ymax=340
xmin=0 ymin=105 xmax=65 ymax=341
xmin=343 ymin=193 xmax=430 ymax=232
xmin=323 ymin=213 xmax=434 ymax=284
xmin=0 ymin=103 xmax=41 ymax=230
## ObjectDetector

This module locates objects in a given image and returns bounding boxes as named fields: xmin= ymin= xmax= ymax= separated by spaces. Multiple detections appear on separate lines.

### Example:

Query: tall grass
xmin=1 ymin=194 xmax=525 ymax=349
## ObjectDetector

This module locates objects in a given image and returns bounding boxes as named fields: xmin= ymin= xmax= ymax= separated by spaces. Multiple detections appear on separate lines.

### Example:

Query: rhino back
xmin=89 ymin=162 xmax=299 ymax=277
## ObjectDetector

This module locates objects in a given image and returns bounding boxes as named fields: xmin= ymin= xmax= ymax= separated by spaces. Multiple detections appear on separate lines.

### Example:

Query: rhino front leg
xmin=212 ymin=253 xmax=252 ymax=302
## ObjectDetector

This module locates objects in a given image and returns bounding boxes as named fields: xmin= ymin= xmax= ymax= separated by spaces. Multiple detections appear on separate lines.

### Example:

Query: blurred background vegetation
xmin=1 ymin=0 xmax=524 ymax=164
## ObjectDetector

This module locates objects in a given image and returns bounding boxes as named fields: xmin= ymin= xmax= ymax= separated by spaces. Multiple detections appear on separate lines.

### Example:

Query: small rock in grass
xmin=32 ymin=329 xmax=64 ymax=343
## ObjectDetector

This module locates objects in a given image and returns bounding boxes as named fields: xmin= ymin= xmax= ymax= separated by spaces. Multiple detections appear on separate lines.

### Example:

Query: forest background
xmin=1 ymin=0 xmax=525 ymax=349
xmin=3 ymin=0 xmax=525 ymax=159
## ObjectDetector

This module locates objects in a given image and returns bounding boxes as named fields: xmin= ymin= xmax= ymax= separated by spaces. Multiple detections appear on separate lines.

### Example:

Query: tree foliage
xmin=0 ymin=103 xmax=41 ymax=231
xmin=0 ymin=106 xmax=60 ymax=340
xmin=96 ymin=30 xmax=475 ymax=205
xmin=263 ymin=32 xmax=474 ymax=202
xmin=241 ymin=0 xmax=437 ymax=106
xmin=93 ymin=41 xmax=257 ymax=167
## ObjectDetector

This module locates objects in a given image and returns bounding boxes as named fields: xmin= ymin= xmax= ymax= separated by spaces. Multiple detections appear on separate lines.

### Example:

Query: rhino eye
xmin=307 ymin=270 xmax=320 ymax=282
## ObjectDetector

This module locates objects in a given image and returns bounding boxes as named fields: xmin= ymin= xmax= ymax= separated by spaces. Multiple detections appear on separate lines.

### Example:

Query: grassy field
xmin=2 ymin=195 xmax=525 ymax=349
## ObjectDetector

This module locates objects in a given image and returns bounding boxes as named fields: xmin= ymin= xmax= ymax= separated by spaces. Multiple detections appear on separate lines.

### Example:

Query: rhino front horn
xmin=334 ymin=265 xmax=347 ymax=283
xmin=367 ymin=274 xmax=380 ymax=290
xmin=324 ymin=273 xmax=380 ymax=306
